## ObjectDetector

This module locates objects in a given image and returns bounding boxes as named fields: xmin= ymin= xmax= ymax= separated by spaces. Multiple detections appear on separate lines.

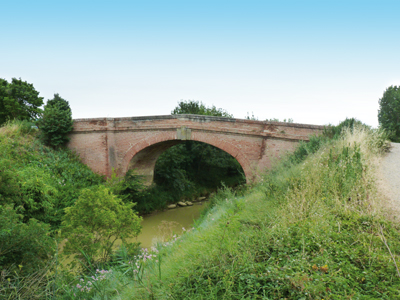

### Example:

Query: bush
xmin=0 ymin=121 xmax=104 ymax=228
xmin=0 ymin=205 xmax=54 ymax=274
xmin=323 ymin=118 xmax=368 ymax=140
xmin=62 ymin=186 xmax=142 ymax=268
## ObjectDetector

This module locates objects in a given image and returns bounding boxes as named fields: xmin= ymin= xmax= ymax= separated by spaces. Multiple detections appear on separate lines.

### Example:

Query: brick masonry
xmin=67 ymin=115 xmax=324 ymax=183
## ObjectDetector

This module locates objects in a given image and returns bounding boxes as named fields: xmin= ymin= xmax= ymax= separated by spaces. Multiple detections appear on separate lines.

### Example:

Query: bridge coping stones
xmin=73 ymin=114 xmax=325 ymax=130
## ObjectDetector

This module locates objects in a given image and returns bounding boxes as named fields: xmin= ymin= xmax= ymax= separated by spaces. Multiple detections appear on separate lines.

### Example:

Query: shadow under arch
xmin=120 ymin=134 xmax=252 ymax=184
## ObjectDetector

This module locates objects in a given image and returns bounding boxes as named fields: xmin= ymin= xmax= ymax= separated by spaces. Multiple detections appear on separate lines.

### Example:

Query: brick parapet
xmin=71 ymin=115 xmax=324 ymax=141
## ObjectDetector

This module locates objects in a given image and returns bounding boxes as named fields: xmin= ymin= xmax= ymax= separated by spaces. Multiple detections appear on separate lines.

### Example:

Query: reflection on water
xmin=130 ymin=203 xmax=206 ymax=248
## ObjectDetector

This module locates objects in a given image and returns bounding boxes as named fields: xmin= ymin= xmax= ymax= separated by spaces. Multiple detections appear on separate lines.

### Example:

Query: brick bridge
xmin=67 ymin=115 xmax=324 ymax=183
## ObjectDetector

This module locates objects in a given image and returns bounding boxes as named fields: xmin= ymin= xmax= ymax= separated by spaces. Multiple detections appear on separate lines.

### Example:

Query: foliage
xmin=378 ymin=85 xmax=400 ymax=142
xmin=267 ymin=117 xmax=294 ymax=123
xmin=106 ymin=169 xmax=168 ymax=214
xmin=62 ymin=185 xmax=142 ymax=268
xmin=172 ymin=100 xmax=233 ymax=118
xmin=245 ymin=112 xmax=294 ymax=122
xmin=37 ymin=93 xmax=74 ymax=148
xmin=245 ymin=112 xmax=258 ymax=120
xmin=155 ymin=141 xmax=244 ymax=192
xmin=0 ymin=120 xmax=104 ymax=228
xmin=106 ymin=169 xmax=147 ymax=205
xmin=323 ymin=117 xmax=369 ymax=140
xmin=0 ymin=78 xmax=44 ymax=125
xmin=64 ymin=268 xmax=114 ymax=299
xmin=287 ymin=118 xmax=370 ymax=166
xmin=0 ymin=261 xmax=59 ymax=300
xmin=0 ymin=205 xmax=54 ymax=274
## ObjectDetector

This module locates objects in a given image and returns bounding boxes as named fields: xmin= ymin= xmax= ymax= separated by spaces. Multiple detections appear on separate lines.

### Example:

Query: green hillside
xmin=91 ymin=124 xmax=400 ymax=299
xmin=0 ymin=121 xmax=104 ymax=228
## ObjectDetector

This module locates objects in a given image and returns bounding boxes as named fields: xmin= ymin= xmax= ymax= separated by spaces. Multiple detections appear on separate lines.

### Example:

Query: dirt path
xmin=379 ymin=143 xmax=400 ymax=216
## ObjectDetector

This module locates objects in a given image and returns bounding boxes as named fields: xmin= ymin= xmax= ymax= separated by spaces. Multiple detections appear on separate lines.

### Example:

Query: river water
xmin=129 ymin=202 xmax=206 ymax=248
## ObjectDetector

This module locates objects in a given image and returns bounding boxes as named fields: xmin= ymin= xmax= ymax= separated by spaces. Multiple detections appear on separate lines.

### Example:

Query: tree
xmin=378 ymin=85 xmax=400 ymax=142
xmin=172 ymin=100 xmax=233 ymax=118
xmin=0 ymin=78 xmax=44 ymax=125
xmin=37 ymin=93 xmax=73 ymax=147
xmin=62 ymin=186 xmax=142 ymax=268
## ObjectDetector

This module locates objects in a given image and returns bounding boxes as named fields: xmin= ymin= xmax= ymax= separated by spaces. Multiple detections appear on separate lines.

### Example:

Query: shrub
xmin=62 ymin=186 xmax=142 ymax=268
xmin=0 ymin=205 xmax=54 ymax=274
xmin=0 ymin=120 xmax=104 ymax=228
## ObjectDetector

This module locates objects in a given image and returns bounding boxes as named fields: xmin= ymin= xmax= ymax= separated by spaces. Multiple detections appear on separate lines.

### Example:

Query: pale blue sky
xmin=2 ymin=0 xmax=399 ymax=126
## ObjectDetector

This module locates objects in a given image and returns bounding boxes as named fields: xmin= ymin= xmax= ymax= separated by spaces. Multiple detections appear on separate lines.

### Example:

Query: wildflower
xmin=312 ymin=264 xmax=318 ymax=271
xmin=320 ymin=265 xmax=329 ymax=273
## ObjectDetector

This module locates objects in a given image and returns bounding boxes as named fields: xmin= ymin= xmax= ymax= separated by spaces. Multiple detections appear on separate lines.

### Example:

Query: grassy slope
xmin=0 ymin=121 xmax=103 ymax=228
xmin=114 ymin=127 xmax=400 ymax=299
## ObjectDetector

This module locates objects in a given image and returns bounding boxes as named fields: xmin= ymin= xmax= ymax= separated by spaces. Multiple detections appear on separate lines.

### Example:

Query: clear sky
xmin=2 ymin=0 xmax=399 ymax=127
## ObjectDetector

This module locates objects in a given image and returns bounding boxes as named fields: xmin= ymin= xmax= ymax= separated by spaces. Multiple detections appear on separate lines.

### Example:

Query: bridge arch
xmin=120 ymin=131 xmax=253 ymax=183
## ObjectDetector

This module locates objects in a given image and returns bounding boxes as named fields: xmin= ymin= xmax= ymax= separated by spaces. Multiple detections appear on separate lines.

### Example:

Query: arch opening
xmin=153 ymin=141 xmax=246 ymax=191
xmin=126 ymin=140 xmax=246 ymax=189
xmin=126 ymin=140 xmax=181 ymax=184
